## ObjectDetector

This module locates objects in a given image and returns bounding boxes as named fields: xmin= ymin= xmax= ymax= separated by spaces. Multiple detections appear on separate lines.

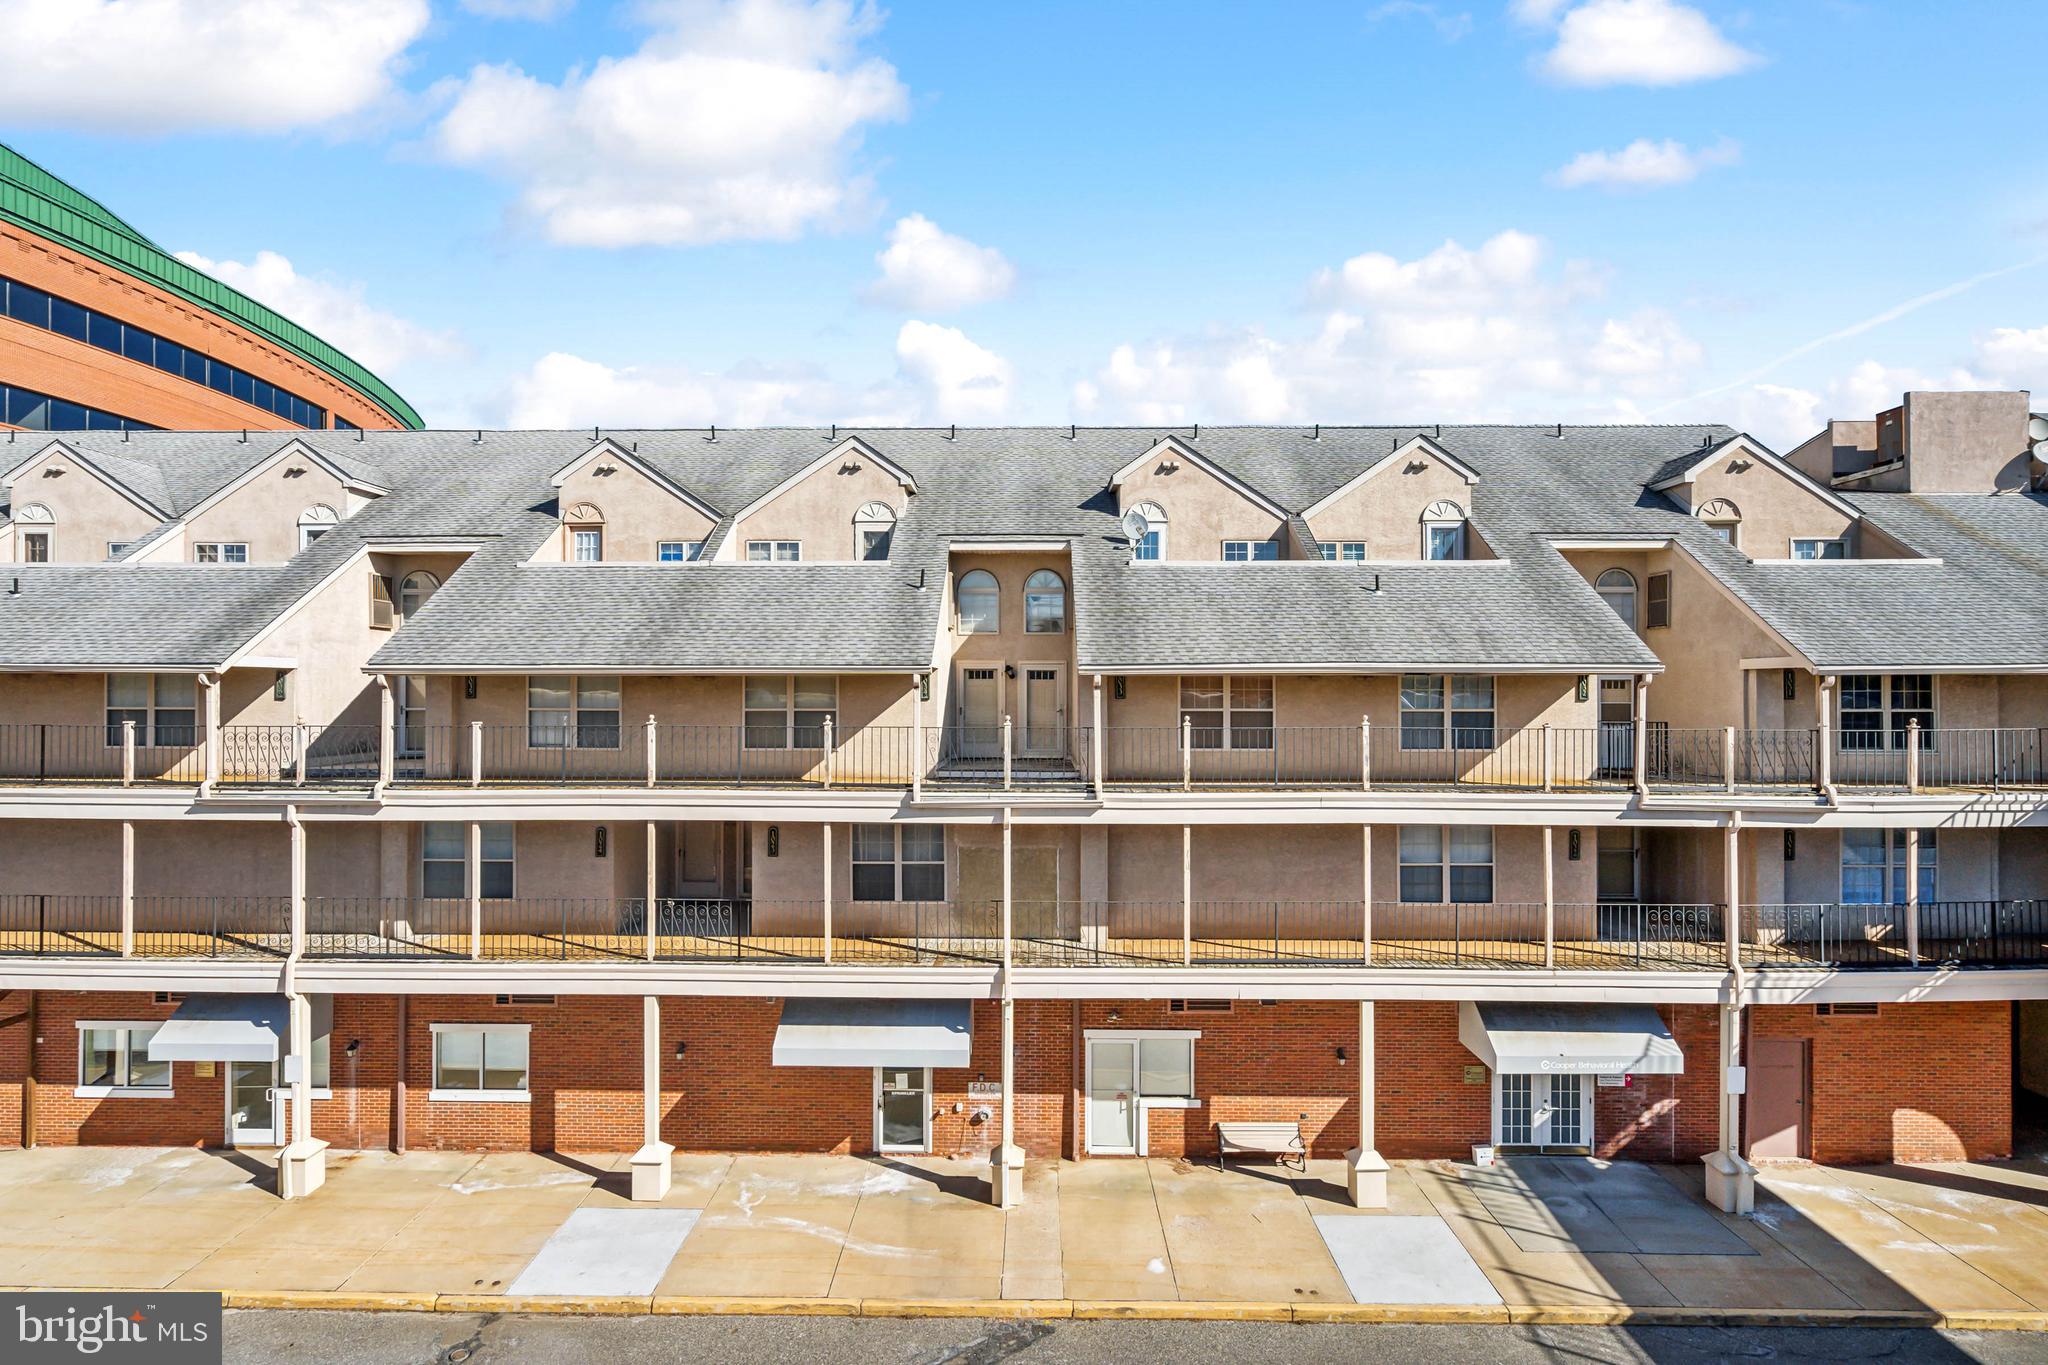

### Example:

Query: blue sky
xmin=3 ymin=0 xmax=2044 ymax=444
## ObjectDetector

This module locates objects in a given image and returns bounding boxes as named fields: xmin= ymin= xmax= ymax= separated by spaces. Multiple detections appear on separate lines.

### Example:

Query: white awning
xmin=146 ymin=994 xmax=331 ymax=1064
xmin=1458 ymin=1001 xmax=1683 ymax=1076
xmin=772 ymin=998 xmax=972 ymax=1069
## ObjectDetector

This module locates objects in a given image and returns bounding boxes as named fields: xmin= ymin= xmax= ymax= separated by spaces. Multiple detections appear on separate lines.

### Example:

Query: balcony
xmin=5 ymin=720 xmax=2044 ymax=799
xmin=1742 ymin=901 xmax=2048 ymax=969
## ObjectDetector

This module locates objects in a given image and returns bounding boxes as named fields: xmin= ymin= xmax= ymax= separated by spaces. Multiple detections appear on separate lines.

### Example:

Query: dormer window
xmin=1792 ymin=538 xmax=1846 ymax=560
xmin=1697 ymin=498 xmax=1741 ymax=548
xmin=747 ymin=541 xmax=801 ymax=562
xmin=562 ymin=502 xmax=605 ymax=562
xmin=657 ymin=541 xmax=703 ymax=562
xmin=196 ymin=543 xmax=248 ymax=564
xmin=1123 ymin=501 xmax=1167 ymax=561
xmin=1422 ymin=501 xmax=1466 ymax=560
xmin=854 ymin=502 xmax=897 ymax=560
xmin=15 ymin=503 xmax=52 ymax=562
xmin=1221 ymin=540 xmax=1279 ymax=562
xmin=298 ymin=503 xmax=338 ymax=551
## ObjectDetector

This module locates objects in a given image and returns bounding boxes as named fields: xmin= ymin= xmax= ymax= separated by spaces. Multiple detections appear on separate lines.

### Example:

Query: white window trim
xmin=104 ymin=673 xmax=197 ymax=750
xmin=1838 ymin=673 xmax=1937 ymax=751
xmin=194 ymin=542 xmax=249 ymax=563
xmin=1178 ymin=674 xmax=1275 ymax=751
xmin=851 ymin=823 xmax=946 ymax=902
xmin=526 ymin=674 xmax=622 ymax=750
xmin=1398 ymin=674 xmax=1496 ymax=751
xmin=955 ymin=570 xmax=1001 ymax=634
xmin=1123 ymin=502 xmax=1167 ymax=561
xmin=1319 ymin=541 xmax=1367 ymax=561
xmin=421 ymin=822 xmax=516 ymax=901
xmin=1422 ymin=503 xmax=1467 ymax=560
xmin=1839 ymin=828 xmax=1937 ymax=905
xmin=399 ymin=570 xmax=440 ymax=618
xmin=743 ymin=674 xmax=838 ymax=749
xmin=1220 ymin=539 xmax=1279 ymax=562
xmin=1491 ymin=1069 xmax=1594 ymax=1150
xmin=106 ymin=541 xmax=131 ymax=560
xmin=1594 ymin=570 xmax=1637 ymax=630
xmin=1398 ymin=825 xmax=1495 ymax=904
xmin=656 ymin=540 xmax=702 ymax=563
xmin=853 ymin=502 xmax=898 ymax=560
xmin=1791 ymin=537 xmax=1847 ymax=560
xmin=1083 ymin=1030 xmax=1203 ymax=1157
xmin=428 ymin=1021 xmax=532 ymax=1103
xmin=746 ymin=540 xmax=803 ymax=562
xmin=570 ymin=527 xmax=605 ymax=562
xmin=74 ymin=1020 xmax=174 ymax=1098
xmin=1023 ymin=569 xmax=1067 ymax=634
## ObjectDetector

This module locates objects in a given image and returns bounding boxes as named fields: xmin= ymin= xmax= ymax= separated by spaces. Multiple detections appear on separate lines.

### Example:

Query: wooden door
xmin=1747 ymin=1037 xmax=1809 ymax=1160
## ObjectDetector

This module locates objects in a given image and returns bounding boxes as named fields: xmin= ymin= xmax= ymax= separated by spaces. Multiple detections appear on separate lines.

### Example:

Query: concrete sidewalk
xmin=3 ymin=1145 xmax=2048 ymax=1316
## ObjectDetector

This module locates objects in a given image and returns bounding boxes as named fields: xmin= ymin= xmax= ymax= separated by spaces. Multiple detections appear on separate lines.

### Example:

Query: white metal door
xmin=1021 ymin=665 xmax=1063 ymax=757
xmin=1086 ymin=1039 xmax=1139 ymax=1154
xmin=227 ymin=1060 xmax=278 ymax=1146
xmin=875 ymin=1067 xmax=931 ymax=1152
xmin=958 ymin=667 xmax=1001 ymax=758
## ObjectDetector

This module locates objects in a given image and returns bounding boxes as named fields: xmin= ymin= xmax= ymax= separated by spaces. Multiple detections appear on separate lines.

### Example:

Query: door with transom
xmin=1020 ymin=665 xmax=1064 ymax=758
xmin=1493 ymin=1071 xmax=1592 ymax=1153
xmin=957 ymin=666 xmax=1001 ymax=758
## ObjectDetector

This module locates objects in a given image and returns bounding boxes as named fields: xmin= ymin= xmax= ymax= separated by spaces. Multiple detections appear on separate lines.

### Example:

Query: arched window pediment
xmin=298 ymin=504 xmax=339 ymax=527
xmin=1421 ymin=500 xmax=1466 ymax=523
xmin=564 ymin=502 xmax=605 ymax=524
xmin=14 ymin=503 xmax=53 ymax=524
xmin=1123 ymin=501 xmax=1168 ymax=561
xmin=1697 ymin=498 xmax=1741 ymax=521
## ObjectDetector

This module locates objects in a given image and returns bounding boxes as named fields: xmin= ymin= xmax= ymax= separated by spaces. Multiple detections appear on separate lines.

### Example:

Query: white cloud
xmin=1550 ymin=137 xmax=1739 ymax=190
xmin=432 ymin=0 xmax=909 ymax=247
xmin=1529 ymin=0 xmax=1760 ymax=87
xmin=174 ymin=249 xmax=462 ymax=373
xmin=866 ymin=215 xmax=1017 ymax=312
xmin=462 ymin=0 xmax=573 ymax=18
xmin=1973 ymin=326 xmax=2048 ymax=385
xmin=893 ymin=321 xmax=1013 ymax=419
xmin=1366 ymin=2 xmax=1473 ymax=42
xmin=0 ymin=0 xmax=428 ymax=133
xmin=1075 ymin=230 xmax=1704 ymax=425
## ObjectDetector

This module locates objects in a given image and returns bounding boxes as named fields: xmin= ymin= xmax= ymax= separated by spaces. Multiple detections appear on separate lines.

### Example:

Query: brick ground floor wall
xmin=0 ymin=991 xmax=2009 ymax=1165
xmin=1748 ymin=1001 xmax=2012 ymax=1164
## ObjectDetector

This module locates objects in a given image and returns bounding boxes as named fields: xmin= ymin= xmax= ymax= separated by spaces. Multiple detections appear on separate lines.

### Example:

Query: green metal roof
xmin=0 ymin=143 xmax=423 ymax=429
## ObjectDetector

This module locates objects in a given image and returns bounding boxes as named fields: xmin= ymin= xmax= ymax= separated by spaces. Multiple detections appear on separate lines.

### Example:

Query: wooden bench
xmin=1214 ymin=1121 xmax=1306 ymax=1172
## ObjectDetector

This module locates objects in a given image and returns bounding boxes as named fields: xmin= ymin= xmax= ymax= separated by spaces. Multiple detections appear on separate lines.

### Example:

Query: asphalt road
xmin=223 ymin=1311 xmax=2048 ymax=1365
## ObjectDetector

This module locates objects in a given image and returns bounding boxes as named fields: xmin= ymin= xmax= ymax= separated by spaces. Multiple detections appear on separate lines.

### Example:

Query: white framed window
xmin=1697 ymin=498 xmax=1742 ymax=547
xmin=1221 ymin=540 xmax=1279 ymax=561
xmin=1087 ymin=1030 xmax=1199 ymax=1101
xmin=106 ymin=541 xmax=130 ymax=559
xmin=571 ymin=528 xmax=603 ymax=562
xmin=1399 ymin=675 xmax=1494 ymax=750
xmin=527 ymin=675 xmax=621 ymax=748
xmin=854 ymin=502 xmax=897 ymax=560
xmin=21 ymin=530 xmax=50 ymax=562
xmin=298 ymin=504 xmax=338 ymax=550
xmin=656 ymin=540 xmax=702 ymax=563
xmin=1422 ymin=501 xmax=1466 ymax=559
xmin=1792 ymin=538 xmax=1847 ymax=560
xmin=1841 ymin=828 xmax=1936 ymax=905
xmin=851 ymin=823 xmax=945 ymax=901
xmin=1595 ymin=569 xmax=1636 ymax=628
xmin=1319 ymin=542 xmax=1367 ymax=561
xmin=76 ymin=1022 xmax=172 ymax=1096
xmin=105 ymin=673 xmax=196 ymax=747
xmin=422 ymin=822 xmax=514 ymax=899
xmin=430 ymin=1023 xmax=531 ymax=1101
xmin=1840 ymin=674 xmax=1934 ymax=751
xmin=1024 ymin=569 xmax=1066 ymax=633
xmin=956 ymin=569 xmax=1000 ymax=633
xmin=1123 ymin=501 xmax=1167 ymax=561
xmin=746 ymin=540 xmax=801 ymax=562
xmin=1399 ymin=825 xmax=1494 ymax=903
xmin=1179 ymin=675 xmax=1274 ymax=751
xmin=743 ymin=674 xmax=836 ymax=748
xmin=399 ymin=570 xmax=439 ymax=618
xmin=195 ymin=543 xmax=249 ymax=563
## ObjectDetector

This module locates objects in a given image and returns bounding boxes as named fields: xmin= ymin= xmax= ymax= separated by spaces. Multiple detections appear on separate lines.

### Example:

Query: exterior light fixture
xmin=1336 ymin=1046 xmax=1348 ymax=1065
xmin=594 ymin=826 xmax=608 ymax=858
xmin=465 ymin=676 xmax=479 ymax=699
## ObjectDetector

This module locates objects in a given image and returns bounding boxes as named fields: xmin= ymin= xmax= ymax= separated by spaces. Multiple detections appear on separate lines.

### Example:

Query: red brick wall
xmin=1595 ymin=1005 xmax=1722 ymax=1163
xmin=1750 ymin=1001 xmax=2011 ymax=1164
xmin=21 ymin=991 xmax=226 ymax=1146
xmin=1376 ymin=1001 xmax=1490 ymax=1159
xmin=0 ymin=990 xmax=29 ymax=1147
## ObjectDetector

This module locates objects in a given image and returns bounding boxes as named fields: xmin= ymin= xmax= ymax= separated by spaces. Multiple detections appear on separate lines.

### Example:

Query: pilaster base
xmin=1701 ymin=1149 xmax=1756 ymax=1215
xmin=989 ymin=1143 xmax=1026 ymax=1209
xmin=279 ymin=1138 xmax=328 ymax=1200
xmin=1344 ymin=1146 xmax=1389 ymax=1209
xmin=631 ymin=1141 xmax=675 ymax=1201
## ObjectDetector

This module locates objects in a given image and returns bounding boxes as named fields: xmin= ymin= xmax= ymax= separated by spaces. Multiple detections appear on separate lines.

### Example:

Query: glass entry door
xmin=1086 ymin=1039 xmax=1139 ymax=1154
xmin=1495 ymin=1072 xmax=1591 ymax=1152
xmin=875 ymin=1067 xmax=931 ymax=1152
xmin=227 ymin=1061 xmax=278 ymax=1146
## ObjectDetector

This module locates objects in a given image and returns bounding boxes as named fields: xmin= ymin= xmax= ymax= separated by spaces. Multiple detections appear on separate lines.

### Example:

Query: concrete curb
xmin=24 ymin=1289 xmax=2047 ymax=1329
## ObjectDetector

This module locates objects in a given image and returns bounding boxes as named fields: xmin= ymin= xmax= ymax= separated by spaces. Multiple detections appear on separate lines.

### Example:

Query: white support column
xmin=1091 ymin=674 xmax=1106 ymax=796
xmin=467 ymin=821 xmax=482 ymax=961
xmin=288 ymin=806 xmax=306 ymax=961
xmin=1632 ymin=673 xmax=1652 ymax=795
xmin=1181 ymin=715 xmax=1193 ymax=791
xmin=911 ymin=673 xmax=925 ymax=802
xmin=1542 ymin=826 xmax=1555 ymax=970
xmin=1361 ymin=714 xmax=1372 ymax=791
xmin=991 ymin=807 xmax=1023 ymax=1207
xmin=293 ymin=722 xmax=308 ymax=788
xmin=1905 ymin=827 xmax=1921 ymax=966
xmin=278 ymin=989 xmax=327 ymax=1199
xmin=820 ymin=716 xmax=835 ymax=789
xmin=822 ymin=823 xmax=834 ymax=964
xmin=1723 ymin=725 xmax=1737 ymax=795
xmin=631 ymin=995 xmax=674 ymax=1200
xmin=469 ymin=720 xmax=483 ymax=789
xmin=375 ymin=676 xmax=394 ymax=791
xmin=1361 ymin=824 xmax=1373 ymax=966
xmin=200 ymin=673 xmax=221 ymax=790
xmin=1724 ymin=815 xmax=1742 ymax=970
xmin=1704 ymin=818 xmax=1754 ymax=1215
xmin=645 ymin=715 xmax=658 ymax=788
xmin=1816 ymin=675 xmax=1836 ymax=797
xmin=1181 ymin=824 xmax=1193 ymax=967
xmin=645 ymin=820 xmax=658 ymax=962
xmin=1541 ymin=723 xmax=1554 ymax=792
xmin=1345 ymin=1001 xmax=1387 ymax=1208
xmin=1002 ymin=715 xmax=1013 ymax=791
xmin=121 ymin=719 xmax=135 ymax=787
xmin=119 ymin=821 xmax=135 ymax=958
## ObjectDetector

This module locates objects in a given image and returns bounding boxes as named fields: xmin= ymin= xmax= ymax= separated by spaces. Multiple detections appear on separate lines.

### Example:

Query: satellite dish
xmin=2033 ymin=439 xmax=2048 ymax=461
xmin=2031 ymin=415 xmax=2048 ymax=441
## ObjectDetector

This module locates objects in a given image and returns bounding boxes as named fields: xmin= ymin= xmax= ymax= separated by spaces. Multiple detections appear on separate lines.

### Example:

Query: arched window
xmin=1422 ymin=501 xmax=1466 ymax=560
xmin=854 ymin=501 xmax=898 ymax=560
xmin=15 ymin=503 xmax=52 ymax=563
xmin=1697 ymin=498 xmax=1742 ymax=548
xmin=297 ymin=503 xmax=339 ymax=551
xmin=957 ymin=570 xmax=1000 ymax=634
xmin=563 ymin=502 xmax=604 ymax=561
xmin=1595 ymin=569 xmax=1637 ymax=627
xmin=400 ymin=571 xmax=440 ymax=619
xmin=1123 ymin=501 xmax=1167 ymax=561
xmin=1024 ymin=569 xmax=1066 ymax=634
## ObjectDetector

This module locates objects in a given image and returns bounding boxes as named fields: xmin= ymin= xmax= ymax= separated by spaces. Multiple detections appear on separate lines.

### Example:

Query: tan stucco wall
xmin=4 ymin=448 xmax=159 ymax=562
xmin=729 ymin=451 xmax=907 ymax=560
xmin=945 ymin=551 xmax=1078 ymax=734
xmin=1904 ymin=391 xmax=2032 ymax=493
xmin=1682 ymin=455 xmax=1854 ymax=558
xmin=184 ymin=454 xmax=349 ymax=564
xmin=1305 ymin=454 xmax=1473 ymax=561
xmin=556 ymin=459 xmax=717 ymax=562
xmin=1118 ymin=454 xmax=1284 ymax=560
